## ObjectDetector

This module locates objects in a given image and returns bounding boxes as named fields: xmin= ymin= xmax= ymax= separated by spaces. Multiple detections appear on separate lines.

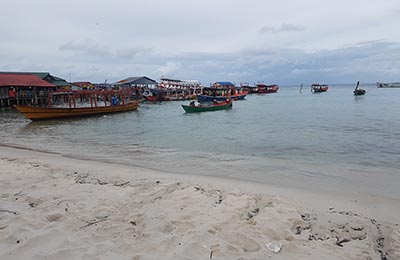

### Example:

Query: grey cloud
xmin=114 ymin=48 xmax=153 ymax=60
xmin=59 ymin=40 xmax=152 ymax=62
xmin=391 ymin=8 xmax=400 ymax=15
xmin=59 ymin=40 xmax=111 ymax=57
xmin=157 ymin=62 xmax=180 ymax=77
xmin=2 ymin=1 xmax=399 ymax=85
xmin=259 ymin=23 xmax=306 ymax=34
xmin=119 ymin=41 xmax=399 ymax=84
xmin=2 ymin=40 xmax=400 ymax=86
xmin=160 ymin=41 xmax=400 ymax=85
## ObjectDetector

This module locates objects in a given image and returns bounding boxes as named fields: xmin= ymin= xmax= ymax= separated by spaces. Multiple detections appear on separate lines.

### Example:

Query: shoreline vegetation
xmin=0 ymin=145 xmax=399 ymax=259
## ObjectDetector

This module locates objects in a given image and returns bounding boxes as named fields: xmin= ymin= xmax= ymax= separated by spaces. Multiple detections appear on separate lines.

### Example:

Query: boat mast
xmin=354 ymin=81 xmax=360 ymax=91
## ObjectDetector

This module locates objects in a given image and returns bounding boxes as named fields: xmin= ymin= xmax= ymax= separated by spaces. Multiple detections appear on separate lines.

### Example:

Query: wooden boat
xmin=144 ymin=88 xmax=196 ymax=101
xmin=311 ymin=84 xmax=328 ymax=93
xmin=14 ymin=89 xmax=139 ymax=120
xmin=376 ymin=82 xmax=400 ymax=88
xmin=240 ymin=83 xmax=258 ymax=94
xmin=353 ymin=81 xmax=366 ymax=96
xmin=182 ymin=100 xmax=232 ymax=113
xmin=197 ymin=87 xmax=248 ymax=102
xmin=257 ymin=84 xmax=279 ymax=94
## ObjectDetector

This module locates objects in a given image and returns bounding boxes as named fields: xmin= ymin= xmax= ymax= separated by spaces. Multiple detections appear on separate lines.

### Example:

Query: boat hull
xmin=354 ymin=89 xmax=366 ymax=96
xmin=258 ymin=88 xmax=279 ymax=94
xmin=182 ymin=102 xmax=232 ymax=113
xmin=311 ymin=87 xmax=328 ymax=93
xmin=312 ymin=89 xmax=328 ymax=93
xmin=14 ymin=101 xmax=139 ymax=121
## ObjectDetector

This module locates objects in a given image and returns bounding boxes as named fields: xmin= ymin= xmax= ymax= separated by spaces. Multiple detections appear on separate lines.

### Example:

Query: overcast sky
xmin=1 ymin=0 xmax=399 ymax=85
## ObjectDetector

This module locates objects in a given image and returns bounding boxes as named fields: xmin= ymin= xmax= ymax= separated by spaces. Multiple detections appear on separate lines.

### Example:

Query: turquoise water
xmin=1 ymin=84 xmax=400 ymax=197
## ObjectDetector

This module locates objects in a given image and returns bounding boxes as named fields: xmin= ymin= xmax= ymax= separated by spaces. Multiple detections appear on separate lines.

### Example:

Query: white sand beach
xmin=0 ymin=145 xmax=399 ymax=260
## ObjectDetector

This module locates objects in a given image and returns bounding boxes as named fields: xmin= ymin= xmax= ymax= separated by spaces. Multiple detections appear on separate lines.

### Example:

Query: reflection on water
xmin=1 ymin=85 xmax=400 ymax=197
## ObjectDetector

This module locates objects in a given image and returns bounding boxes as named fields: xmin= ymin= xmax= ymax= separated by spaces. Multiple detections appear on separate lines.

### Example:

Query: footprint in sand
xmin=46 ymin=214 xmax=63 ymax=222
xmin=228 ymin=233 xmax=261 ymax=252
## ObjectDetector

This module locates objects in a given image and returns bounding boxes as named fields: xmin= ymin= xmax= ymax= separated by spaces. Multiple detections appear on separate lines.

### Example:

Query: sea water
xmin=1 ymin=84 xmax=400 ymax=198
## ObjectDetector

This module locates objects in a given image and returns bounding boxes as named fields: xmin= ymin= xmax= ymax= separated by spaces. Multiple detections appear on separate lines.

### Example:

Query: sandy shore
xmin=0 ymin=146 xmax=399 ymax=259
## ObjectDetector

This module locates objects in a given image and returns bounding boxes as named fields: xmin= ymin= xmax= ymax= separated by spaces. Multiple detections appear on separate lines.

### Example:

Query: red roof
xmin=0 ymin=73 xmax=55 ymax=87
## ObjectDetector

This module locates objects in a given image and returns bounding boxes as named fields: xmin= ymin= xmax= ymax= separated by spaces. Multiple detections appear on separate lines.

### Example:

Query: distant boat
xmin=376 ymin=82 xmax=400 ymax=88
xmin=182 ymin=99 xmax=232 ymax=113
xmin=353 ymin=81 xmax=366 ymax=96
xmin=256 ymin=84 xmax=279 ymax=94
xmin=14 ymin=89 xmax=139 ymax=121
xmin=311 ymin=84 xmax=328 ymax=93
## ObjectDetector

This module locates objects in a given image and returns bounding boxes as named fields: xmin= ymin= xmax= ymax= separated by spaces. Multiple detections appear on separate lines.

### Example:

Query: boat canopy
xmin=213 ymin=82 xmax=235 ymax=88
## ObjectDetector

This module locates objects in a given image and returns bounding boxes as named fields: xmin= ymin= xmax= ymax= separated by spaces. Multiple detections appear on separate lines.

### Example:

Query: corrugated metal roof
xmin=114 ymin=76 xmax=157 ymax=85
xmin=51 ymin=80 xmax=72 ymax=86
xmin=0 ymin=74 xmax=55 ymax=87
xmin=116 ymin=77 xmax=142 ymax=84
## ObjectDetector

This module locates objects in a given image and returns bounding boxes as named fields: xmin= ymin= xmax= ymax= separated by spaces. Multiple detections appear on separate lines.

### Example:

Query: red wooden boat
xmin=311 ymin=84 xmax=328 ymax=93
xmin=240 ymin=83 xmax=258 ymax=94
xmin=257 ymin=84 xmax=279 ymax=94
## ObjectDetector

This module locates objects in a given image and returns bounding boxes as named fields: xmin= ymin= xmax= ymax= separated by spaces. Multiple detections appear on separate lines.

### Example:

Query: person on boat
xmin=135 ymin=86 xmax=141 ymax=97
xmin=112 ymin=96 xmax=118 ymax=106
xmin=190 ymin=100 xmax=196 ymax=107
